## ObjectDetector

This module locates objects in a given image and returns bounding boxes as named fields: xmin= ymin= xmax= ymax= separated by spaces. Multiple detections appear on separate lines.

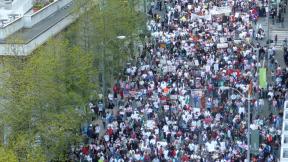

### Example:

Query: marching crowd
xmin=71 ymin=0 xmax=288 ymax=161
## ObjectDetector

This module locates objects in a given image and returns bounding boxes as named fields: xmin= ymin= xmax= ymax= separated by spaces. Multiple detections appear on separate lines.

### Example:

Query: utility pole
xmin=266 ymin=0 xmax=270 ymax=70
xmin=267 ymin=0 xmax=270 ymax=48
xmin=220 ymin=86 xmax=252 ymax=161
xmin=247 ymin=94 xmax=251 ymax=161
xmin=100 ymin=0 xmax=107 ymax=108
xmin=144 ymin=0 xmax=147 ymax=13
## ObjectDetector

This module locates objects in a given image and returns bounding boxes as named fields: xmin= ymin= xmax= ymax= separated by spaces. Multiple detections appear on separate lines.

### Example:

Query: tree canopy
xmin=0 ymin=38 xmax=97 ymax=161
xmin=0 ymin=0 xmax=146 ymax=161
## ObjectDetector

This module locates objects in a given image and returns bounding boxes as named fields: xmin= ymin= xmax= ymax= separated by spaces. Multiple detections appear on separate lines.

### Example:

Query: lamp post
xmin=267 ymin=0 xmax=270 ymax=50
xmin=245 ymin=41 xmax=261 ymax=120
xmin=101 ymin=35 xmax=127 ymax=108
xmin=143 ymin=0 xmax=147 ymax=13
xmin=220 ymin=86 xmax=252 ymax=161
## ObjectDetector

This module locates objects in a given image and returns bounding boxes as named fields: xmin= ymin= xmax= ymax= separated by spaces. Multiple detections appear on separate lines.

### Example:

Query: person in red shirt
xmin=119 ymin=89 xmax=124 ymax=99
xmin=113 ymin=84 xmax=119 ymax=98
xmin=107 ymin=127 xmax=113 ymax=137
xmin=181 ymin=154 xmax=190 ymax=161
xmin=158 ymin=146 xmax=164 ymax=156
xmin=81 ymin=146 xmax=89 ymax=155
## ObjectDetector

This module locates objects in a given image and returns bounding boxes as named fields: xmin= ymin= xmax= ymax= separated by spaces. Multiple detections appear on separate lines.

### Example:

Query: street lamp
xmin=220 ymin=86 xmax=252 ymax=161
xmin=106 ymin=35 xmax=127 ymax=45
xmin=245 ymin=41 xmax=262 ymax=118
xmin=101 ymin=35 xmax=127 ymax=108
xmin=267 ymin=0 xmax=271 ymax=48
xmin=117 ymin=35 xmax=126 ymax=40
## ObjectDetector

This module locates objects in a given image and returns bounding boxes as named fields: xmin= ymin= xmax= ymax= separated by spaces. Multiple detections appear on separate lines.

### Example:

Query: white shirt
xmin=104 ymin=135 xmax=109 ymax=142
xmin=95 ymin=126 xmax=101 ymax=133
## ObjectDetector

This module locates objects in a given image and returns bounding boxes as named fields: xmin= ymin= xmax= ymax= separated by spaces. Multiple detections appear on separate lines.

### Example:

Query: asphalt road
xmin=252 ymin=13 xmax=288 ymax=118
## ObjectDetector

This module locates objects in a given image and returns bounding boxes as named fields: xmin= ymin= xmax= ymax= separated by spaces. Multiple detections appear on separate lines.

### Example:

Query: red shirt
xmin=107 ymin=128 xmax=113 ymax=136
xmin=82 ymin=146 xmax=89 ymax=155
xmin=181 ymin=154 xmax=190 ymax=161
xmin=113 ymin=85 xmax=119 ymax=93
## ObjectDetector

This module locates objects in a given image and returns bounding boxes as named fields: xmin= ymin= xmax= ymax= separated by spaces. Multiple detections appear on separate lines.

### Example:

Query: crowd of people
xmin=70 ymin=0 xmax=288 ymax=161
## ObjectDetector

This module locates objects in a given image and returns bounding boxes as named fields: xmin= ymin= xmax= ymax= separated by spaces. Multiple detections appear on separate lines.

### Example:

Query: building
xmin=281 ymin=101 xmax=288 ymax=161
xmin=0 ymin=0 xmax=76 ymax=56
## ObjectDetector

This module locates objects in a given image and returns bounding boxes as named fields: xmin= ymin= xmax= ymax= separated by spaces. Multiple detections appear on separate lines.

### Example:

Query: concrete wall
xmin=12 ymin=0 xmax=33 ymax=15
xmin=25 ymin=0 xmax=73 ymax=28
xmin=0 ymin=0 xmax=72 ymax=40
xmin=0 ymin=18 xmax=24 ymax=40
xmin=0 ymin=0 xmax=33 ymax=13
xmin=0 ymin=0 xmax=12 ymax=9
xmin=0 ymin=43 xmax=25 ymax=56
xmin=0 ymin=0 xmax=32 ymax=40
xmin=0 ymin=14 xmax=76 ymax=56
xmin=25 ymin=14 xmax=75 ymax=55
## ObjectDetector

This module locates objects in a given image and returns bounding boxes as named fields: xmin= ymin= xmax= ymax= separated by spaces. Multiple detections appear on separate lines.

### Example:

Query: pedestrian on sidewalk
xmin=157 ymin=0 xmax=162 ymax=11
xmin=278 ymin=12 xmax=282 ymax=23
xmin=274 ymin=34 xmax=278 ymax=46
xmin=272 ymin=9 xmax=276 ymax=24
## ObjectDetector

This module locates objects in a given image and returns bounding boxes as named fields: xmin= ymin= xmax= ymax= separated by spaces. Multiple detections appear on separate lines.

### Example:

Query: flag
xmin=259 ymin=68 xmax=267 ymax=89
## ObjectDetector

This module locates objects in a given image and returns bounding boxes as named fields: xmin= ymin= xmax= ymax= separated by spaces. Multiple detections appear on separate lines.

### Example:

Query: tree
xmin=70 ymin=0 xmax=146 ymax=84
xmin=0 ymin=37 xmax=97 ymax=161
xmin=0 ymin=0 xmax=147 ymax=160
xmin=0 ymin=147 xmax=17 ymax=162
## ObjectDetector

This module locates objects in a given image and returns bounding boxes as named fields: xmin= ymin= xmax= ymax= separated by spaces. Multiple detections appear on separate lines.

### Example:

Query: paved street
xmin=85 ymin=2 xmax=288 ymax=160
xmin=251 ymin=7 xmax=288 ymax=118
xmin=254 ymin=10 xmax=288 ymax=66
xmin=75 ymin=1 xmax=287 ymax=162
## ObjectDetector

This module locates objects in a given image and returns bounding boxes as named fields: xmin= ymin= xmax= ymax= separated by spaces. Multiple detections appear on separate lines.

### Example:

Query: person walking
xmin=274 ymin=34 xmax=278 ymax=46
xmin=272 ymin=9 xmax=276 ymax=24
xmin=278 ymin=12 xmax=282 ymax=23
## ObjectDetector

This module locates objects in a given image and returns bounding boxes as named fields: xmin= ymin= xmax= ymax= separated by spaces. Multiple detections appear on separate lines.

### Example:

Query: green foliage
xmin=0 ymin=147 xmax=17 ymax=162
xmin=8 ymin=133 xmax=46 ymax=162
xmin=68 ymin=0 xmax=146 ymax=84
xmin=0 ymin=37 xmax=97 ymax=161
xmin=0 ymin=0 xmax=147 ymax=160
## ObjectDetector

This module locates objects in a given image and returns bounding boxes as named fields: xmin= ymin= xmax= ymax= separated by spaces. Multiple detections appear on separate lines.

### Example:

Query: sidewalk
xmin=251 ymin=7 xmax=288 ymax=119
xmin=253 ymin=6 xmax=288 ymax=70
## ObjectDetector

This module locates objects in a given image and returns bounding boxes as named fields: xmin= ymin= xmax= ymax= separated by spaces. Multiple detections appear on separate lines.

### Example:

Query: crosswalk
xmin=255 ymin=18 xmax=288 ymax=49
xmin=270 ymin=30 xmax=288 ymax=43
xmin=269 ymin=30 xmax=288 ymax=49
